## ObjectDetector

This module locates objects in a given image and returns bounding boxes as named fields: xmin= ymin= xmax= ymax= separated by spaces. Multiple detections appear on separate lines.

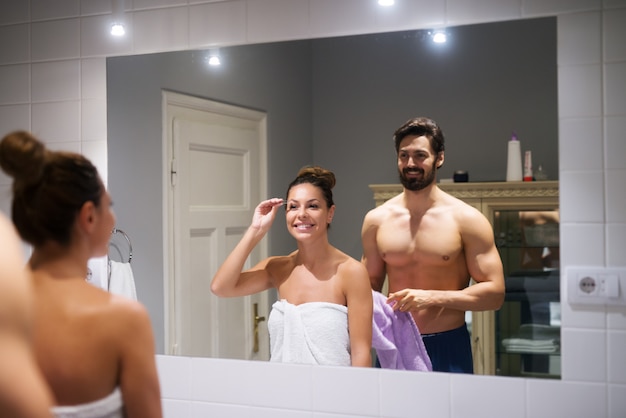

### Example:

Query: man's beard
xmin=399 ymin=165 xmax=436 ymax=191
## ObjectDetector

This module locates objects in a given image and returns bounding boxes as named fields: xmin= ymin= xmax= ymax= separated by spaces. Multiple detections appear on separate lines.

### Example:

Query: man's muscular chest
xmin=376 ymin=212 xmax=462 ymax=267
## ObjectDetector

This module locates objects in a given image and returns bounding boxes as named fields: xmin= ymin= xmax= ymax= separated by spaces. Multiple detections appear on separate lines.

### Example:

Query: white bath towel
xmin=52 ymin=387 xmax=123 ymax=418
xmin=108 ymin=260 xmax=137 ymax=301
xmin=86 ymin=256 xmax=108 ymax=290
xmin=268 ymin=300 xmax=351 ymax=366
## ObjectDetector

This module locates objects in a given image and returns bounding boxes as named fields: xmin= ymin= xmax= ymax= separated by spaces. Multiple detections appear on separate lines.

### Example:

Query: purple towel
xmin=372 ymin=291 xmax=432 ymax=371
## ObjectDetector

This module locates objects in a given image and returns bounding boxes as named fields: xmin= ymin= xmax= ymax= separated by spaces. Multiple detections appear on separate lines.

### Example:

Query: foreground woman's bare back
xmin=31 ymin=273 xmax=161 ymax=416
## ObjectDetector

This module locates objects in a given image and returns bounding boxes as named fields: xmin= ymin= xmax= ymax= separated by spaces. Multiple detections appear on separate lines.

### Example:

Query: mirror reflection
xmin=107 ymin=16 xmax=558 ymax=377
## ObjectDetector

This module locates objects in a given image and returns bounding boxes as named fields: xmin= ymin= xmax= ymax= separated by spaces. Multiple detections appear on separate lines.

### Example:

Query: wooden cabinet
xmin=369 ymin=181 xmax=560 ymax=377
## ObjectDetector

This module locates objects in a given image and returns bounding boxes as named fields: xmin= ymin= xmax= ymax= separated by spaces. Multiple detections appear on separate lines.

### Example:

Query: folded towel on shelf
xmin=108 ymin=260 xmax=137 ymax=301
xmin=502 ymin=323 xmax=560 ymax=354
xmin=268 ymin=300 xmax=351 ymax=366
xmin=371 ymin=291 xmax=432 ymax=371
xmin=502 ymin=338 xmax=560 ymax=353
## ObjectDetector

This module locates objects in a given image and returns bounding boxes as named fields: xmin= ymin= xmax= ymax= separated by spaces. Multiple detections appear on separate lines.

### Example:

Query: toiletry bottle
xmin=523 ymin=150 xmax=533 ymax=181
xmin=506 ymin=133 xmax=523 ymax=181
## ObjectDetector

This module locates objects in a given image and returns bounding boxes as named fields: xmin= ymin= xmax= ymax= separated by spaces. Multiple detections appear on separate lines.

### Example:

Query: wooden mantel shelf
xmin=369 ymin=181 xmax=559 ymax=207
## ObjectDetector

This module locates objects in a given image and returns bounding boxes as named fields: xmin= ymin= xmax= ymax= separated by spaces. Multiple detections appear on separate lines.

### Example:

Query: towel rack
xmin=108 ymin=228 xmax=133 ymax=264
xmin=107 ymin=228 xmax=133 ymax=291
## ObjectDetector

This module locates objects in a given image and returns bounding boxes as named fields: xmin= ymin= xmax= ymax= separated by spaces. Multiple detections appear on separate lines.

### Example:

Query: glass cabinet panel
xmin=494 ymin=209 xmax=560 ymax=378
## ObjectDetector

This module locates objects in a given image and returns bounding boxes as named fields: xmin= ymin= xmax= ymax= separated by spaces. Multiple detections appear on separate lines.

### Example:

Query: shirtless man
xmin=361 ymin=117 xmax=505 ymax=373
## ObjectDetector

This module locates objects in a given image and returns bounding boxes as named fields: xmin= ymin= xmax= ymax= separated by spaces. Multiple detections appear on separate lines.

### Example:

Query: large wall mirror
xmin=107 ymin=16 xmax=558 ymax=374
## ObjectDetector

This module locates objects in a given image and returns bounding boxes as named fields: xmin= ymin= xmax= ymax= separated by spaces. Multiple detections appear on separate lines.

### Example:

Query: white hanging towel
xmin=108 ymin=260 xmax=137 ymax=301
xmin=87 ymin=256 xmax=108 ymax=290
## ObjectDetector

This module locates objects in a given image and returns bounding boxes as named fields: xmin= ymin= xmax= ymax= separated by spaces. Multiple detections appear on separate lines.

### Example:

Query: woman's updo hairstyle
xmin=0 ymin=130 xmax=103 ymax=247
xmin=286 ymin=165 xmax=336 ymax=209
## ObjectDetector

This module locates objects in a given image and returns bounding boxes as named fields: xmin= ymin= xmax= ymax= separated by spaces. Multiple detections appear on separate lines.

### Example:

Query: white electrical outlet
xmin=567 ymin=267 xmax=626 ymax=306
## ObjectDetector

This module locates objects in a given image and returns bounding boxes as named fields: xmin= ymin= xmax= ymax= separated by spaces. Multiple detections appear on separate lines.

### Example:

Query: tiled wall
xmin=1 ymin=0 xmax=625 ymax=417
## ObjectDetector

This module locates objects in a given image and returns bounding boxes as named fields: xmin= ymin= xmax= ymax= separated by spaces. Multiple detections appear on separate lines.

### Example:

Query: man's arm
xmin=458 ymin=208 xmax=506 ymax=311
xmin=360 ymin=209 xmax=386 ymax=292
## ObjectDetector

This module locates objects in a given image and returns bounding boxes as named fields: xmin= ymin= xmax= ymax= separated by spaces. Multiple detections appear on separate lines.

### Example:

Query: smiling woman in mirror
xmin=211 ymin=166 xmax=373 ymax=367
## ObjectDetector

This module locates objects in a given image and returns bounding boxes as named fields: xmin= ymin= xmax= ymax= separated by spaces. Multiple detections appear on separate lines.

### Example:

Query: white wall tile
xmin=134 ymin=0 xmax=187 ymax=9
xmin=606 ymin=224 xmax=626 ymax=268
xmin=558 ymin=117 xmax=603 ymax=170
xmin=561 ymin=328 xmax=607 ymax=382
xmin=32 ymin=101 xmax=80 ymax=142
xmin=608 ymin=383 xmax=626 ymax=418
xmin=81 ymin=139 xmax=107 ymax=182
xmin=526 ymin=379 xmax=607 ymax=417
xmin=378 ymin=0 xmax=446 ymax=31
xmin=604 ymin=8 xmax=626 ymax=62
xmin=606 ymin=116 xmax=626 ymax=170
xmin=523 ymin=0 xmax=600 ymax=17
xmin=309 ymin=0 xmax=380 ymax=38
xmin=188 ymin=1 xmax=246 ymax=48
xmin=156 ymin=355 xmax=192 ymax=400
xmin=312 ymin=413 xmax=370 ymax=418
xmin=0 ymin=104 xmax=30 ymax=132
xmin=605 ymin=62 xmax=626 ymax=116
xmin=133 ymin=7 xmax=189 ymax=54
xmin=81 ymin=14 xmax=134 ymax=58
xmin=45 ymin=140 xmax=81 ymax=153
xmin=607 ymin=331 xmax=626 ymax=383
xmin=31 ymin=0 xmax=80 ymax=21
xmin=451 ymin=374 xmax=526 ymax=418
xmin=32 ymin=60 xmax=80 ymax=102
xmin=311 ymin=365 xmax=379 ymax=416
xmin=560 ymin=223 xmax=605 ymax=266
xmin=557 ymin=11 xmax=602 ymax=65
xmin=31 ymin=19 xmax=81 ymax=61
xmin=379 ymin=369 xmax=450 ymax=418
xmin=0 ymin=64 xmax=30 ymax=104
xmin=606 ymin=170 xmax=626 ymax=223
xmin=561 ymin=286 xmax=607 ymax=328
xmin=0 ymin=1 xmax=29 ymax=25
xmin=161 ymin=399 xmax=191 ymax=418
xmin=0 ymin=25 xmax=30 ymax=64
xmin=81 ymin=98 xmax=107 ymax=142
xmin=559 ymin=171 xmax=605 ymax=223
xmin=447 ymin=0 xmax=523 ymax=27
xmin=80 ymin=0 xmax=113 ymax=16
xmin=558 ymin=64 xmax=603 ymax=118
xmin=192 ymin=402 xmax=313 ymax=418
xmin=247 ymin=0 xmax=310 ymax=43
xmin=191 ymin=358 xmax=314 ymax=411
xmin=81 ymin=58 xmax=107 ymax=99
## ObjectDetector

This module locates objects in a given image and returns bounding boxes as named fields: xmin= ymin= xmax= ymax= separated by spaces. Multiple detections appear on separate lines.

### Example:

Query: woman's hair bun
xmin=0 ymin=131 xmax=47 ymax=184
xmin=296 ymin=165 xmax=336 ymax=189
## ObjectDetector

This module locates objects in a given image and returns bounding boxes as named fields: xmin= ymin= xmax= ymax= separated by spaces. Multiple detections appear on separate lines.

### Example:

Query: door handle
xmin=253 ymin=303 xmax=265 ymax=353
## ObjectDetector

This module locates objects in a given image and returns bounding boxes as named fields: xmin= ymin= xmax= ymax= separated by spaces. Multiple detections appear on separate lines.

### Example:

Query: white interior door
xmin=163 ymin=91 xmax=270 ymax=360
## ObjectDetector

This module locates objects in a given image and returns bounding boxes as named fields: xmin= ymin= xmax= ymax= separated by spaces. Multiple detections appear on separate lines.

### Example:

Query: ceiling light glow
xmin=378 ymin=0 xmax=394 ymax=6
xmin=110 ymin=23 xmax=125 ymax=36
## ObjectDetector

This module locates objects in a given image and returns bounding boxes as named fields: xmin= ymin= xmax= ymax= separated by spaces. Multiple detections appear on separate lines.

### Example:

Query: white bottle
xmin=506 ymin=133 xmax=523 ymax=181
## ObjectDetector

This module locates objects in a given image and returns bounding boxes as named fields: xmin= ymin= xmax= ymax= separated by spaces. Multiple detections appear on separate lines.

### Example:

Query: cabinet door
xmin=490 ymin=206 xmax=560 ymax=378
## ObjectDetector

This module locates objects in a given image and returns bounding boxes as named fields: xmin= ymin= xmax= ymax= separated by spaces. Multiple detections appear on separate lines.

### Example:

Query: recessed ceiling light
xmin=111 ymin=23 xmax=125 ymax=36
